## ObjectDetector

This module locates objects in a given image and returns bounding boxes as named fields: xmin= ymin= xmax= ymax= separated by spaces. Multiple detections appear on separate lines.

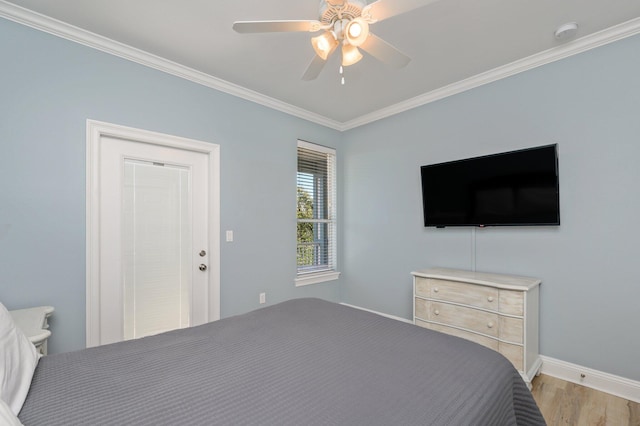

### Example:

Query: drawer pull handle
xmin=487 ymin=322 xmax=494 ymax=329
xmin=433 ymin=288 xmax=439 ymax=293
xmin=434 ymin=309 xmax=440 ymax=316
xmin=487 ymin=296 xmax=494 ymax=302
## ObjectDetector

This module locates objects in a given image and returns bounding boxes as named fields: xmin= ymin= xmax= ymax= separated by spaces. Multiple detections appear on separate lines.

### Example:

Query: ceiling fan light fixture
xmin=234 ymin=0 xmax=423 ymax=81
xmin=312 ymin=31 xmax=338 ymax=60
xmin=342 ymin=43 xmax=363 ymax=66
xmin=345 ymin=17 xmax=369 ymax=47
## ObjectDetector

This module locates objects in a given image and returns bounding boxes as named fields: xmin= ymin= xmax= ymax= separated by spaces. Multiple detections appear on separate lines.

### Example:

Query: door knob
xmin=199 ymin=264 xmax=207 ymax=271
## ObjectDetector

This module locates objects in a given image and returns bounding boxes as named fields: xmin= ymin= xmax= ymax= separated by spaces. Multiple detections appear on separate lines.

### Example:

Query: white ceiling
xmin=3 ymin=0 xmax=640 ymax=129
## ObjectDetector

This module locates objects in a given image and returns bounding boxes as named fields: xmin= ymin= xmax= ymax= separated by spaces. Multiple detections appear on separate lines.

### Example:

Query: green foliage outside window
xmin=297 ymin=187 xmax=314 ymax=266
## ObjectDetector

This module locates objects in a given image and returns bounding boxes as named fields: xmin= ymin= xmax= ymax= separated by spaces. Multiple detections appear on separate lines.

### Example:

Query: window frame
xmin=295 ymin=140 xmax=340 ymax=287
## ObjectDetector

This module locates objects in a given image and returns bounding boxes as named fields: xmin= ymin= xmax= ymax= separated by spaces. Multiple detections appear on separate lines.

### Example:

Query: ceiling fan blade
xmin=362 ymin=0 xmax=437 ymax=22
xmin=360 ymin=33 xmax=411 ymax=68
xmin=233 ymin=20 xmax=324 ymax=33
xmin=302 ymin=55 xmax=328 ymax=81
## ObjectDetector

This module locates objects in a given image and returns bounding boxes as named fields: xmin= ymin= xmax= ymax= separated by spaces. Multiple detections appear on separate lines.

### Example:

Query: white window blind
xmin=296 ymin=141 xmax=337 ymax=282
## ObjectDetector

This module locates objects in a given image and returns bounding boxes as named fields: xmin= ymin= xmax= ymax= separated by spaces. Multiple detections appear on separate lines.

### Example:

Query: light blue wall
xmin=340 ymin=33 xmax=640 ymax=381
xmin=0 ymin=18 xmax=342 ymax=354
xmin=2 ymin=14 xmax=640 ymax=383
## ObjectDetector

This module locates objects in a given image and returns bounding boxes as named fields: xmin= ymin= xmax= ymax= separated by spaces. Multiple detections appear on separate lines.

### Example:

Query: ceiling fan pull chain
xmin=340 ymin=65 xmax=345 ymax=85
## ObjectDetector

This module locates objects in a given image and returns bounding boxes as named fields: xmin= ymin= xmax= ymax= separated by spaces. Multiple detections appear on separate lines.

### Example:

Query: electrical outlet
xmin=259 ymin=292 xmax=266 ymax=304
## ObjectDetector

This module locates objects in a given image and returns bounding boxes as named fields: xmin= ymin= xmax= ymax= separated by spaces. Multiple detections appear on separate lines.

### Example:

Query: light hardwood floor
xmin=531 ymin=374 xmax=640 ymax=425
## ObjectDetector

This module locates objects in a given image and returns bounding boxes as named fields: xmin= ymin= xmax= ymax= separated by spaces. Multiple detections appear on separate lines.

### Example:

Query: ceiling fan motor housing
xmin=320 ymin=0 xmax=367 ymax=24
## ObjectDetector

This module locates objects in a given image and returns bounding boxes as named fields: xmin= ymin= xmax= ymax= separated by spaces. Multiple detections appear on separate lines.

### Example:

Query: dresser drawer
xmin=416 ymin=319 xmax=524 ymax=372
xmin=499 ymin=342 xmax=524 ymax=371
xmin=499 ymin=290 xmax=524 ymax=316
xmin=415 ymin=319 xmax=499 ymax=351
xmin=499 ymin=316 xmax=523 ymax=344
xmin=415 ymin=299 xmax=499 ymax=337
xmin=415 ymin=278 xmax=499 ymax=310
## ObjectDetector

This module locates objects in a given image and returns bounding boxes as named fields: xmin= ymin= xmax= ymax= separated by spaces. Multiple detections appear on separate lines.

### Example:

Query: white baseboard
xmin=540 ymin=355 xmax=640 ymax=403
xmin=340 ymin=303 xmax=413 ymax=324
xmin=340 ymin=303 xmax=640 ymax=403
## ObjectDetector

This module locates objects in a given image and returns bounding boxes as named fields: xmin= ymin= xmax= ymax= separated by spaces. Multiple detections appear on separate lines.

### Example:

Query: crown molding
xmin=0 ymin=1 xmax=343 ymax=131
xmin=340 ymin=16 xmax=640 ymax=131
xmin=2 ymin=0 xmax=640 ymax=132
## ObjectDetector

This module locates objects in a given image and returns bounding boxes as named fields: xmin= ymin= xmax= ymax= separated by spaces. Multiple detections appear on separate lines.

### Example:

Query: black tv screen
xmin=421 ymin=144 xmax=560 ymax=227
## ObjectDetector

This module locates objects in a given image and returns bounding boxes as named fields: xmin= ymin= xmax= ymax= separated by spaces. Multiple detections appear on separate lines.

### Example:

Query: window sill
xmin=295 ymin=271 xmax=341 ymax=287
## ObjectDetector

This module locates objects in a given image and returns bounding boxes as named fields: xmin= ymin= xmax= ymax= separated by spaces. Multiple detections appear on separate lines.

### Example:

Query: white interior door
xmin=121 ymin=156 xmax=200 ymax=340
xmin=87 ymin=120 xmax=220 ymax=347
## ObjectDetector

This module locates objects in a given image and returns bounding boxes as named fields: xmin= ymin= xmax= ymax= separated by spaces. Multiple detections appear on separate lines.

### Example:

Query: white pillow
xmin=0 ymin=302 xmax=40 ymax=416
xmin=0 ymin=398 xmax=24 ymax=426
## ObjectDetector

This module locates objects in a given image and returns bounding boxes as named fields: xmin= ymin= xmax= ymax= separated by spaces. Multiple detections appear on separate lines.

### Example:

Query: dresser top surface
xmin=412 ymin=268 xmax=541 ymax=290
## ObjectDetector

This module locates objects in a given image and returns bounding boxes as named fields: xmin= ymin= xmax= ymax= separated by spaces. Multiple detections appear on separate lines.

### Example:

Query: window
xmin=296 ymin=140 xmax=339 ymax=286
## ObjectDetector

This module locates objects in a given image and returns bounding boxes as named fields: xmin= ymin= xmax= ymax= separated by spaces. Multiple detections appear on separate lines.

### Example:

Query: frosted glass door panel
xmin=123 ymin=160 xmax=191 ymax=340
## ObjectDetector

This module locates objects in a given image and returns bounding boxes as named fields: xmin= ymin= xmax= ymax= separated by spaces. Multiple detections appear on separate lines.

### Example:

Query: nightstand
xmin=9 ymin=306 xmax=54 ymax=355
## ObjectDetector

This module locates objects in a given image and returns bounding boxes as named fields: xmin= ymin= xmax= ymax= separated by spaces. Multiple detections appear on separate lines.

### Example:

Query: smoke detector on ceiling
xmin=554 ymin=22 xmax=579 ymax=41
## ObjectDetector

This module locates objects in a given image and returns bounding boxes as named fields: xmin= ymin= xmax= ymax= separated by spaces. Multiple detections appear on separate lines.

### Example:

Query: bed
xmin=5 ymin=298 xmax=545 ymax=425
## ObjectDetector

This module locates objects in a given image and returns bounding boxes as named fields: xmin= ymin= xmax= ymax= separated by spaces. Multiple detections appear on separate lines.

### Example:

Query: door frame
xmin=86 ymin=119 xmax=220 ymax=347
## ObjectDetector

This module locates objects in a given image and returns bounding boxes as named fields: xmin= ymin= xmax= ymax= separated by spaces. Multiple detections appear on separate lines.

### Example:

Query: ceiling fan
xmin=233 ymin=0 xmax=434 ymax=81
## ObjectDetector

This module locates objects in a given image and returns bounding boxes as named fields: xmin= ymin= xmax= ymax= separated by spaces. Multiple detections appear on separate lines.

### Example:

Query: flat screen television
xmin=420 ymin=144 xmax=560 ymax=227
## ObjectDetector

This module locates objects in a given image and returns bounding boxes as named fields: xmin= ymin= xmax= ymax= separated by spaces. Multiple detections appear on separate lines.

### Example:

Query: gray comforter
xmin=19 ymin=298 xmax=545 ymax=425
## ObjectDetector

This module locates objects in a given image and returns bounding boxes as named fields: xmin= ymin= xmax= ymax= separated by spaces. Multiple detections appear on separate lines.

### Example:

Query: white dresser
xmin=412 ymin=268 xmax=541 ymax=387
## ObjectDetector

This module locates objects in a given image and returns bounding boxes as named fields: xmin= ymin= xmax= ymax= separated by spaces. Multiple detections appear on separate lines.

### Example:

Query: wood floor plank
xmin=629 ymin=401 xmax=640 ymax=426
xmin=531 ymin=374 xmax=640 ymax=426
xmin=531 ymin=375 xmax=564 ymax=422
